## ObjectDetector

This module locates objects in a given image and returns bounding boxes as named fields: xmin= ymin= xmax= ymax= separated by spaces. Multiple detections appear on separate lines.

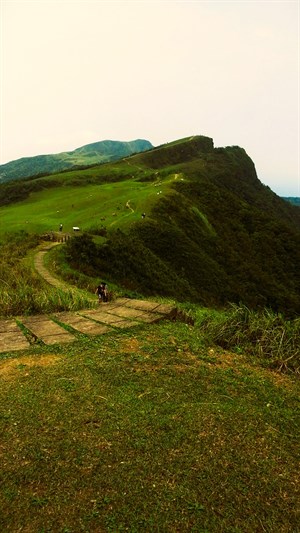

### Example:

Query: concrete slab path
xmin=0 ymin=243 xmax=183 ymax=354
xmin=0 ymin=299 xmax=178 ymax=354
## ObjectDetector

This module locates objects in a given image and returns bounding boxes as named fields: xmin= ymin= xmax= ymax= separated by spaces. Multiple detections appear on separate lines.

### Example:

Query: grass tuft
xmin=197 ymin=304 xmax=300 ymax=373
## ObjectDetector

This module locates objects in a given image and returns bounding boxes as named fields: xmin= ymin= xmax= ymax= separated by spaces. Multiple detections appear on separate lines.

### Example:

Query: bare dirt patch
xmin=120 ymin=337 xmax=142 ymax=353
xmin=0 ymin=354 xmax=61 ymax=381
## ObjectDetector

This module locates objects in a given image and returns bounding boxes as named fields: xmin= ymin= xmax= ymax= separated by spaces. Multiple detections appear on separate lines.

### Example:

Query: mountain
xmin=1 ymin=134 xmax=299 ymax=316
xmin=60 ymin=135 xmax=299 ymax=316
xmin=0 ymin=139 xmax=153 ymax=182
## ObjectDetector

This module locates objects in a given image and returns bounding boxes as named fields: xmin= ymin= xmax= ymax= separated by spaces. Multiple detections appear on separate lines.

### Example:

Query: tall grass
xmin=198 ymin=304 xmax=300 ymax=373
xmin=0 ymin=232 xmax=94 ymax=316
xmin=0 ymin=286 xmax=95 ymax=317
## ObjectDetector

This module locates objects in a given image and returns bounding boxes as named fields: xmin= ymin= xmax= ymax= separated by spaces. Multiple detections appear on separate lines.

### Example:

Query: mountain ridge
xmin=0 ymin=138 xmax=153 ymax=182
xmin=1 ymin=134 xmax=299 ymax=316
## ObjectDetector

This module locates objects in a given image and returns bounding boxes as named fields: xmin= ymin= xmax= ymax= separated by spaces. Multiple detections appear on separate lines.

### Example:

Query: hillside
xmin=0 ymin=134 xmax=299 ymax=316
xmin=62 ymin=137 xmax=300 ymax=316
xmin=1 ymin=136 xmax=299 ymax=533
xmin=0 ymin=138 xmax=153 ymax=182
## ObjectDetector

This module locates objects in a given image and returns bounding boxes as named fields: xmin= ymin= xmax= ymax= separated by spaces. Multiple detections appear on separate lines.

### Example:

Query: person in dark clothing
xmin=95 ymin=282 xmax=108 ymax=303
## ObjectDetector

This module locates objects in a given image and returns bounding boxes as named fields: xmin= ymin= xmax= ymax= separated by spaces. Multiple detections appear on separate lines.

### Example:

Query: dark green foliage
xmin=64 ymin=234 xmax=98 ymax=277
xmin=60 ymin=140 xmax=300 ymax=315
xmin=130 ymin=217 xmax=226 ymax=304
xmin=134 ymin=135 xmax=214 ymax=169
xmin=64 ymin=231 xmax=193 ymax=299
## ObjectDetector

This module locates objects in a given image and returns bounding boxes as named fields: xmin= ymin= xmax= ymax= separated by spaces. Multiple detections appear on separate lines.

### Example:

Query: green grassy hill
xmin=0 ymin=136 xmax=299 ymax=532
xmin=0 ymin=139 xmax=153 ymax=182
xmin=0 ymin=135 xmax=299 ymax=316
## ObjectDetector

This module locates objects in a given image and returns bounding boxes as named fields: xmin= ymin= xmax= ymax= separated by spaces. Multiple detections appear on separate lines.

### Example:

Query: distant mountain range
xmin=283 ymin=197 xmax=300 ymax=207
xmin=0 ymin=139 xmax=153 ymax=182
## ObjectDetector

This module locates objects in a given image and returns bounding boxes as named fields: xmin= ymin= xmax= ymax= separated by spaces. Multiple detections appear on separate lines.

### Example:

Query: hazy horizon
xmin=1 ymin=0 xmax=299 ymax=196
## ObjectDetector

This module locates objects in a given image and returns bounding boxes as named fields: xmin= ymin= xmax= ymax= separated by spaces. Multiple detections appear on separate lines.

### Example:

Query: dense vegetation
xmin=1 ymin=135 xmax=299 ymax=316
xmin=197 ymin=304 xmax=300 ymax=374
xmin=55 ymin=140 xmax=300 ymax=317
xmin=1 ymin=229 xmax=299 ymax=374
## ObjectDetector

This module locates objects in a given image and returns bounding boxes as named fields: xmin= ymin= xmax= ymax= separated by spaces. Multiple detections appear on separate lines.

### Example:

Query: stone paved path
xmin=0 ymin=243 xmax=179 ymax=354
xmin=0 ymin=299 xmax=177 ymax=354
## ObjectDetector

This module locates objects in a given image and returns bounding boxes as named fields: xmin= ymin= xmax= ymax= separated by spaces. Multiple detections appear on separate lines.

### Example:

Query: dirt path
xmin=34 ymin=242 xmax=68 ymax=290
xmin=34 ymin=242 xmax=94 ymax=302
xmin=126 ymin=200 xmax=134 ymax=213
xmin=0 ymin=243 xmax=180 ymax=354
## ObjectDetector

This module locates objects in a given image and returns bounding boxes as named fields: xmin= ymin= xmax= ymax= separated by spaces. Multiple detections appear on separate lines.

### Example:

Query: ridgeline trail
xmin=34 ymin=242 xmax=69 ymax=290
xmin=0 ymin=242 xmax=183 ymax=354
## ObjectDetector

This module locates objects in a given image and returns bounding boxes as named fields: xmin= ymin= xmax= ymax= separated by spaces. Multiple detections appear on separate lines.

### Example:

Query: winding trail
xmin=34 ymin=242 xmax=68 ymax=290
xmin=0 ymin=242 xmax=183 ymax=354
xmin=126 ymin=200 xmax=134 ymax=213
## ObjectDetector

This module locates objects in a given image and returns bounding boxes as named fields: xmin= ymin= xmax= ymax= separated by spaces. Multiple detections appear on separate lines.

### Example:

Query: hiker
xmin=95 ymin=282 xmax=108 ymax=303
xmin=59 ymin=223 xmax=63 ymax=232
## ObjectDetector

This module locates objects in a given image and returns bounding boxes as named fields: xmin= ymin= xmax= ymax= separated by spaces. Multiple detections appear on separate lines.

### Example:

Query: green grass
xmin=1 ymin=137 xmax=299 ymax=318
xmin=195 ymin=304 xmax=300 ymax=374
xmin=0 ymin=321 xmax=299 ymax=532
xmin=0 ymin=177 xmax=175 ymax=236
xmin=0 ymin=229 xmax=299 ymax=531
xmin=0 ymin=233 xmax=96 ymax=317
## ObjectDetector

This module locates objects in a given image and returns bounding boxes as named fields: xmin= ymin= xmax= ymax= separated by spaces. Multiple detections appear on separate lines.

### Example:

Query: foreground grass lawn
xmin=0 ymin=321 xmax=299 ymax=532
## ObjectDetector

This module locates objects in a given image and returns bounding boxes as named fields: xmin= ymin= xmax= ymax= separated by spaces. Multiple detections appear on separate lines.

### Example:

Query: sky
xmin=0 ymin=0 xmax=299 ymax=197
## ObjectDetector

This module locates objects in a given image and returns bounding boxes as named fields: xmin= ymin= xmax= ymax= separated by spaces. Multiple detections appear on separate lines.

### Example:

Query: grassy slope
xmin=0 ymin=138 xmax=299 ymax=532
xmin=0 ymin=320 xmax=299 ymax=533
xmin=0 ymin=180 xmax=160 ymax=234
xmin=0 ymin=157 xmax=158 ymax=233
xmin=0 ymin=233 xmax=96 ymax=317
xmin=0 ymin=136 xmax=299 ymax=317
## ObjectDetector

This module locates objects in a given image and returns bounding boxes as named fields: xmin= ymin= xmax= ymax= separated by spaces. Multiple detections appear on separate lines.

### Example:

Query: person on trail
xmin=95 ymin=282 xmax=108 ymax=303
xmin=59 ymin=223 xmax=63 ymax=232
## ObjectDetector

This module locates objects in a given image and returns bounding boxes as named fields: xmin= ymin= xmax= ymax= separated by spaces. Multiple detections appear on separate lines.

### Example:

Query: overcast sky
xmin=0 ymin=0 xmax=299 ymax=196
